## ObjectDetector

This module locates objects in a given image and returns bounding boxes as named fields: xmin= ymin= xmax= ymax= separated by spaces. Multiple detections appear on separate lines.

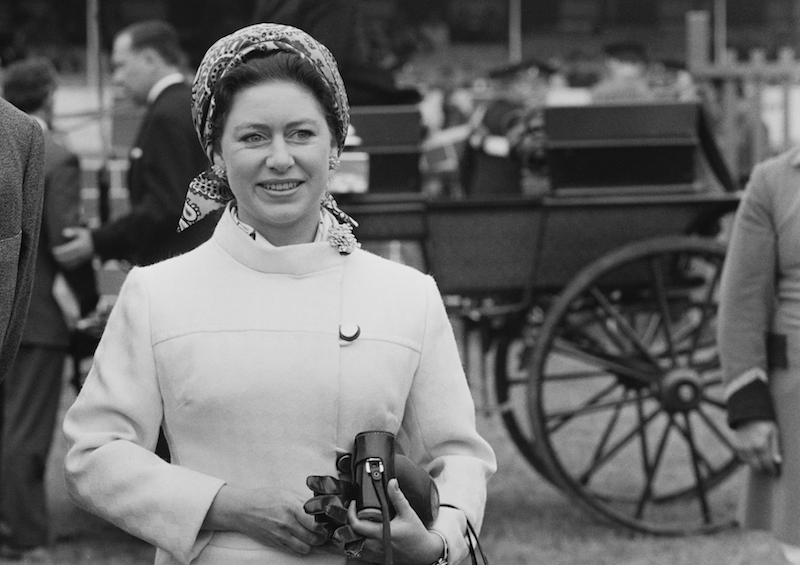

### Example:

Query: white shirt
xmin=147 ymin=72 xmax=187 ymax=105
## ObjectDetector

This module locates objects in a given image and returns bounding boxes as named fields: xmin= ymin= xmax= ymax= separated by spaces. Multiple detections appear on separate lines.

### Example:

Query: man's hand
xmin=733 ymin=420 xmax=782 ymax=476
xmin=53 ymin=227 xmax=94 ymax=269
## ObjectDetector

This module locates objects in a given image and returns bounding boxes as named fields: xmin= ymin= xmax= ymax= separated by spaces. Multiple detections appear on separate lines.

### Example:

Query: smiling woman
xmin=62 ymin=23 xmax=495 ymax=565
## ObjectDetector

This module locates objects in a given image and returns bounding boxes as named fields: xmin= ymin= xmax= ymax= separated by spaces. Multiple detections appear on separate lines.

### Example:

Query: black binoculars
xmin=349 ymin=431 xmax=439 ymax=526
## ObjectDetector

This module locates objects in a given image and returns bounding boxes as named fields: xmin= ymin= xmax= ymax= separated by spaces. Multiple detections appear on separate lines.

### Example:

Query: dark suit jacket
xmin=0 ymin=98 xmax=45 ymax=381
xmin=91 ymin=82 xmax=217 ymax=266
xmin=22 ymin=130 xmax=98 ymax=348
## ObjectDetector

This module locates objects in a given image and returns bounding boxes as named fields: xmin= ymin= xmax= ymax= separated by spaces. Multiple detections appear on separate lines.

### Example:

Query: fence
xmin=686 ymin=10 xmax=800 ymax=181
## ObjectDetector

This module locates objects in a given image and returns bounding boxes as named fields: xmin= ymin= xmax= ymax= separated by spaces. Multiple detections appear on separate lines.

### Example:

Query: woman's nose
xmin=266 ymin=139 xmax=294 ymax=171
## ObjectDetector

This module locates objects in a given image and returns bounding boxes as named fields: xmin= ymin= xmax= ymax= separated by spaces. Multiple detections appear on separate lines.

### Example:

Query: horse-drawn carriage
xmin=340 ymin=99 xmax=743 ymax=535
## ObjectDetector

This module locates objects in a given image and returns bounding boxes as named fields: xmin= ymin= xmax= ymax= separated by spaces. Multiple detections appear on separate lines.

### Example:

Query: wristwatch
xmin=429 ymin=529 xmax=448 ymax=565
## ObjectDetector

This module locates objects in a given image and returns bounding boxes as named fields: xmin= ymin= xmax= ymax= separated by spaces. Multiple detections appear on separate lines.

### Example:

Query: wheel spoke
xmin=635 ymin=414 xmax=675 ymax=518
xmin=541 ymin=368 xmax=616 ymax=382
xmin=576 ymin=406 xmax=662 ymax=485
xmin=680 ymin=413 xmax=713 ymax=523
xmin=648 ymin=256 xmax=677 ymax=366
xmin=545 ymin=380 xmax=626 ymax=433
xmin=589 ymin=287 xmax=663 ymax=369
xmin=700 ymin=395 xmax=726 ymax=410
xmin=550 ymin=336 xmax=656 ymax=385
xmin=586 ymin=390 xmax=627 ymax=474
xmin=687 ymin=256 xmax=724 ymax=364
xmin=694 ymin=406 xmax=738 ymax=455
xmin=636 ymin=389 xmax=652 ymax=481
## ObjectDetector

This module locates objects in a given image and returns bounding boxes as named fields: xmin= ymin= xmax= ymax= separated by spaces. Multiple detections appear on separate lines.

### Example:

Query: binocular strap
xmin=370 ymin=467 xmax=393 ymax=565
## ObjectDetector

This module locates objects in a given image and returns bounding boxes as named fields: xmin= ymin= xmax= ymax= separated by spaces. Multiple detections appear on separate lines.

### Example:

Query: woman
xmin=719 ymin=148 xmax=800 ymax=564
xmin=63 ymin=23 xmax=495 ymax=565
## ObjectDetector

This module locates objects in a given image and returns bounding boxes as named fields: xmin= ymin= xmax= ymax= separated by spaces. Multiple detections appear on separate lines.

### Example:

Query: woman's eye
xmin=242 ymin=133 xmax=265 ymax=143
xmin=293 ymin=130 xmax=314 ymax=141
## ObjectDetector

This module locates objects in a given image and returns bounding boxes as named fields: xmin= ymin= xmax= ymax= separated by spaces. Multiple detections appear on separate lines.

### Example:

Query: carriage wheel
xmin=529 ymin=236 xmax=740 ymax=535
xmin=493 ymin=321 xmax=560 ymax=482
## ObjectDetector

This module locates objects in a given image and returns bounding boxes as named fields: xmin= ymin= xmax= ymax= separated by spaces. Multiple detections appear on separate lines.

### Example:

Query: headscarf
xmin=178 ymin=23 xmax=351 ymax=233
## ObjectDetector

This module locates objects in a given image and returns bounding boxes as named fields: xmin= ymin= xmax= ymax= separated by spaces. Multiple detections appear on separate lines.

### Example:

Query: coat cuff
xmin=725 ymin=376 xmax=776 ymax=429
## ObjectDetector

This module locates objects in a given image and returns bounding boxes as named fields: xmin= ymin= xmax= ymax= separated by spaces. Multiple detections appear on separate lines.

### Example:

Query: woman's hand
xmin=347 ymin=479 xmax=444 ymax=565
xmin=733 ymin=420 xmax=782 ymax=476
xmin=203 ymin=484 xmax=328 ymax=554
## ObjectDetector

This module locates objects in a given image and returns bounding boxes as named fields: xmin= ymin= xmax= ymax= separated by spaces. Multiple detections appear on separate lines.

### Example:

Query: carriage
xmin=338 ymin=99 xmax=743 ymax=536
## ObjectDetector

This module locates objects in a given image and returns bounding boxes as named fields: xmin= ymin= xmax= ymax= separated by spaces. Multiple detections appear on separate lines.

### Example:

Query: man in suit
xmin=53 ymin=20 xmax=216 ymax=268
xmin=0 ymin=57 xmax=97 ymax=558
xmin=0 ymin=97 xmax=44 ymax=386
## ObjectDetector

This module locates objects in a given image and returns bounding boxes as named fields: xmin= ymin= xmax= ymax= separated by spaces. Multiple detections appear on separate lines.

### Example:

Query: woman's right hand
xmin=733 ymin=420 xmax=782 ymax=476
xmin=203 ymin=484 xmax=328 ymax=554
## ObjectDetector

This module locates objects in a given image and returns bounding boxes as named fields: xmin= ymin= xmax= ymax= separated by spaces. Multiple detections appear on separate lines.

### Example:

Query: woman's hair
xmin=208 ymin=51 xmax=340 ymax=153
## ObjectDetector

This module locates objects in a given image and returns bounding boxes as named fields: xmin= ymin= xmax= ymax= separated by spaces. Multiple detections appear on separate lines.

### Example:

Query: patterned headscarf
xmin=178 ymin=23 xmax=352 ymax=233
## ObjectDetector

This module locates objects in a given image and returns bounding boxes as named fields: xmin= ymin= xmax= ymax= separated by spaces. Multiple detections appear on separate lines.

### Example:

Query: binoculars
xmin=349 ymin=431 xmax=439 ymax=526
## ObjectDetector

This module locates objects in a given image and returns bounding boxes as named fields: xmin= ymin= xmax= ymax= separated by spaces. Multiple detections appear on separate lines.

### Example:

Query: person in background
xmin=0 ymin=98 xmax=44 ymax=386
xmin=52 ymin=20 xmax=217 ymax=269
xmin=591 ymin=41 xmax=655 ymax=104
xmin=63 ymin=23 xmax=495 ymax=565
xmin=251 ymin=0 xmax=421 ymax=105
xmin=718 ymin=147 xmax=800 ymax=565
xmin=0 ymin=57 xmax=93 ymax=560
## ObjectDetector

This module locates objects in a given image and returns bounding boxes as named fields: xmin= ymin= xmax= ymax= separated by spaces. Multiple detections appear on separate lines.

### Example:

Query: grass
xmin=476 ymin=411 xmax=788 ymax=565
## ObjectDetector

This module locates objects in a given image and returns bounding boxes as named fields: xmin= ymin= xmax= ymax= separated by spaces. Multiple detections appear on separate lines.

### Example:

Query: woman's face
xmin=215 ymin=80 xmax=336 ymax=245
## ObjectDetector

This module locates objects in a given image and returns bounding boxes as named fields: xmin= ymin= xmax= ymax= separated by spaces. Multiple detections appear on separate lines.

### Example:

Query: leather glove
xmin=304 ymin=475 xmax=354 ymax=536
xmin=305 ymin=453 xmax=366 ymax=556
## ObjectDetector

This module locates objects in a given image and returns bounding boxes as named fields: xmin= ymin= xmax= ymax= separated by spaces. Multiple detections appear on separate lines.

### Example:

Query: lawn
xmin=477 ymin=411 xmax=788 ymax=565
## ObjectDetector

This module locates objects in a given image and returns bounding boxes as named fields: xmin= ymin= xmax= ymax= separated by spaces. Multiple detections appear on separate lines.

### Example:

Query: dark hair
xmin=208 ymin=51 xmax=340 ymax=153
xmin=122 ymin=20 xmax=185 ymax=67
xmin=603 ymin=41 xmax=648 ymax=65
xmin=2 ymin=57 xmax=57 ymax=113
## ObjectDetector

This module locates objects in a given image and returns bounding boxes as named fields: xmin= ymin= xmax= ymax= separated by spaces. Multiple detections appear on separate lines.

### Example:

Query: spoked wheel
xmin=529 ymin=236 xmax=741 ymax=535
xmin=493 ymin=317 xmax=559 ymax=482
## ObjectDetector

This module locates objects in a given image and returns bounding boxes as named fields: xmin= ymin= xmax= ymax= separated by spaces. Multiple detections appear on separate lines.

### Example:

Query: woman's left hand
xmin=346 ymin=478 xmax=444 ymax=565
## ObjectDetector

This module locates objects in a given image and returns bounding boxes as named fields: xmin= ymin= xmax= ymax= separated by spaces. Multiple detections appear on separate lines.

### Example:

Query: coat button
xmin=339 ymin=323 xmax=361 ymax=342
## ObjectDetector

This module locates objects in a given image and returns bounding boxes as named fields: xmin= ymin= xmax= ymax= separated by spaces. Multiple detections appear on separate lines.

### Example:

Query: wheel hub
xmin=659 ymin=367 xmax=702 ymax=413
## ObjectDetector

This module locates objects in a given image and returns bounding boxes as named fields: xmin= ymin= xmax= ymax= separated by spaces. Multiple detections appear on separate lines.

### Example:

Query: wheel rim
xmin=529 ymin=236 xmax=740 ymax=535
xmin=493 ymin=322 xmax=560 ymax=482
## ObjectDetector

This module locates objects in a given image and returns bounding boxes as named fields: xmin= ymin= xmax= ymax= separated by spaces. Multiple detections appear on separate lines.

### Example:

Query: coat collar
xmin=212 ymin=203 xmax=347 ymax=276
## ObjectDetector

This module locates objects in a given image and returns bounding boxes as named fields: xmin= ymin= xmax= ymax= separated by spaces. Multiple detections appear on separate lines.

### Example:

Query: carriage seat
xmin=543 ymin=101 xmax=738 ymax=195
xmin=344 ymin=104 xmax=423 ymax=194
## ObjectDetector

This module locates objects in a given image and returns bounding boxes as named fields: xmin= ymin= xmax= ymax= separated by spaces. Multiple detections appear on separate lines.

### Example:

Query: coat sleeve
xmin=398 ymin=276 xmax=496 ymax=563
xmin=63 ymin=268 xmax=225 ymax=564
xmin=718 ymin=161 xmax=778 ymax=428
